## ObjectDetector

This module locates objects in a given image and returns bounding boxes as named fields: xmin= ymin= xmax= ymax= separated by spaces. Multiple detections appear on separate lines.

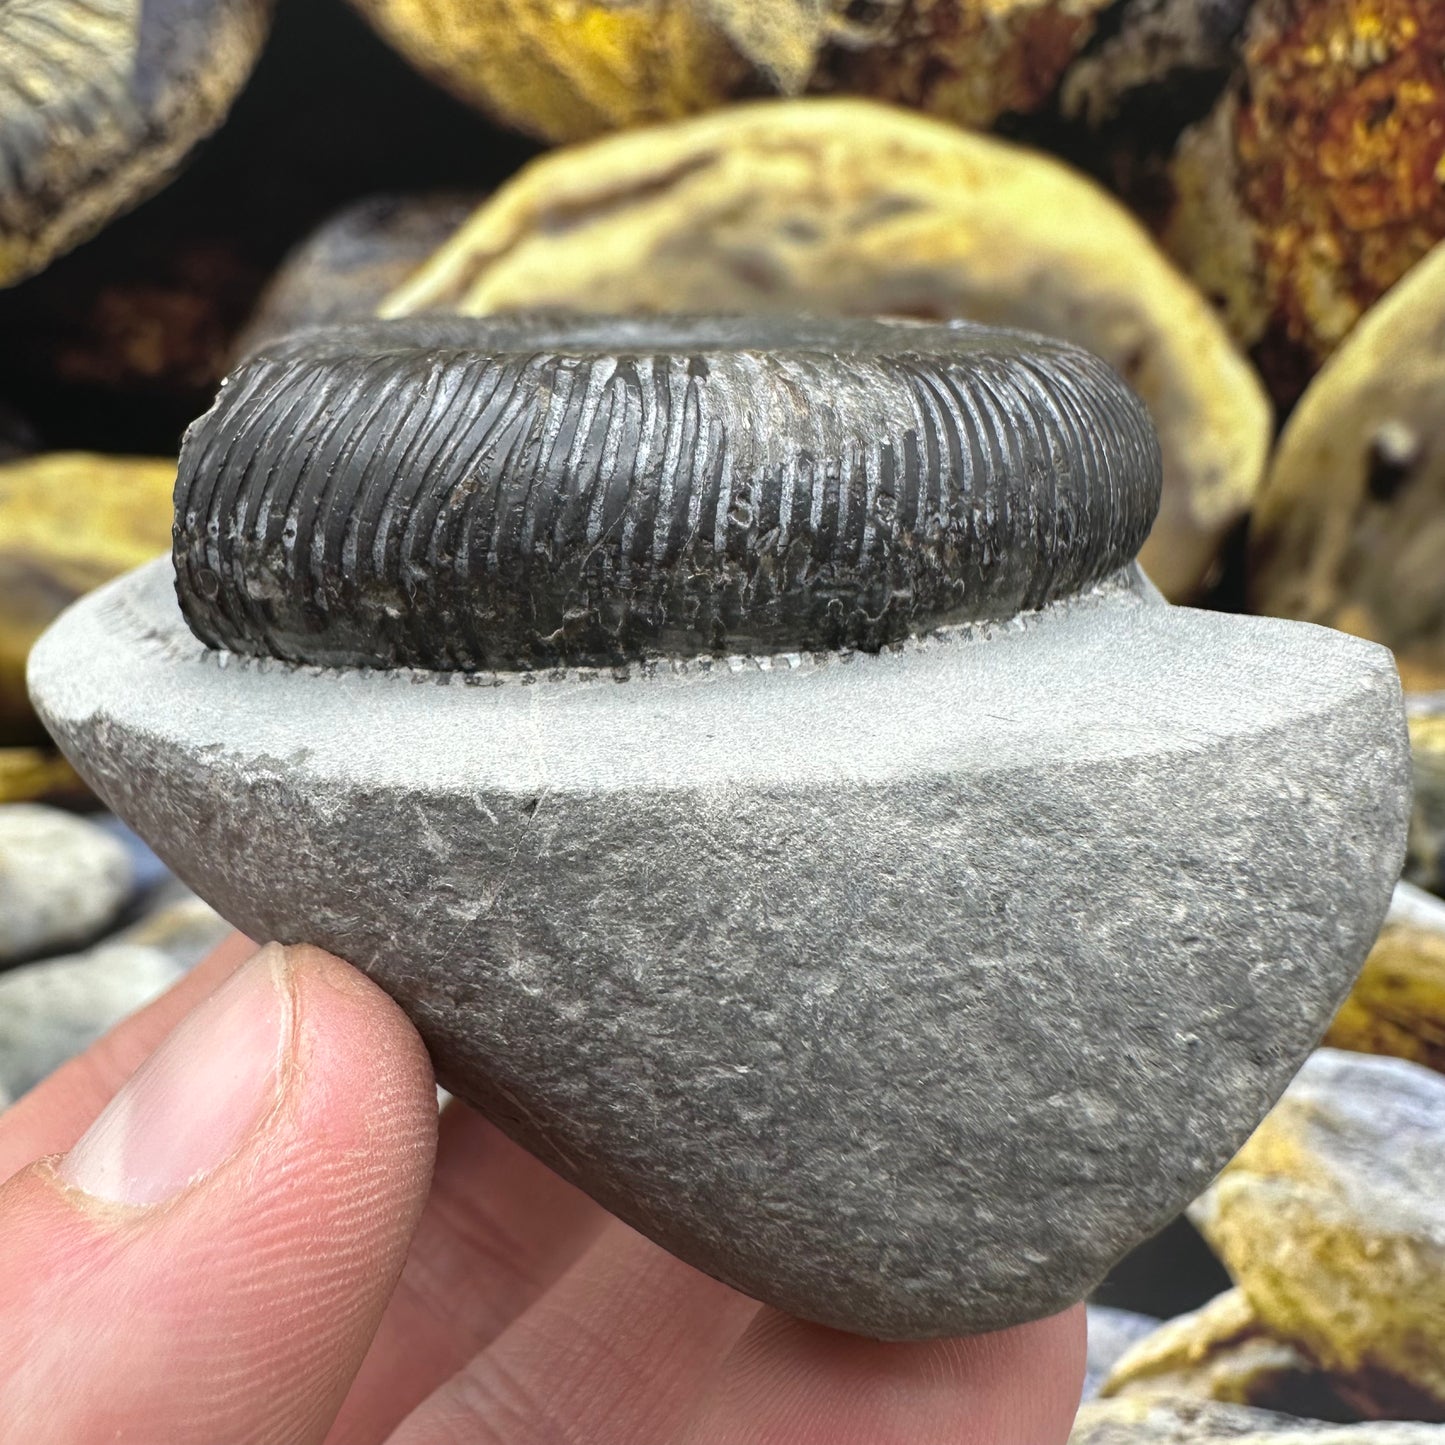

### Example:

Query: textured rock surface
xmin=1101 ymin=1288 xmax=1351 ymax=1419
xmin=0 ymin=453 xmax=175 ymax=743
xmin=1325 ymin=883 xmax=1445 ymax=1074
xmin=177 ymin=316 xmax=1160 ymax=669
xmin=0 ymin=0 xmax=273 ymax=286
xmin=1163 ymin=0 xmax=1445 ymax=403
xmin=29 ymin=556 xmax=1409 ymax=1337
xmin=346 ymin=0 xmax=1114 ymax=144
xmin=234 ymin=192 xmax=480 ymax=357
xmin=1249 ymin=242 xmax=1445 ymax=692
xmin=1089 ymin=1306 xmax=1164 ymax=1400
xmin=0 ymin=804 xmax=133 ymax=964
xmin=0 ymin=884 xmax=228 ymax=1100
xmin=1072 ymin=1398 xmax=1445 ymax=1442
xmin=1190 ymin=1051 xmax=1445 ymax=1420
xmin=384 ymin=100 xmax=1270 ymax=601
xmin=1405 ymin=694 xmax=1445 ymax=895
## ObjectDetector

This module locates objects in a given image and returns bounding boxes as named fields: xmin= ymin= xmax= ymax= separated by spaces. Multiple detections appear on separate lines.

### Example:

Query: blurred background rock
xmin=1 ymin=4 xmax=1442 ymax=1438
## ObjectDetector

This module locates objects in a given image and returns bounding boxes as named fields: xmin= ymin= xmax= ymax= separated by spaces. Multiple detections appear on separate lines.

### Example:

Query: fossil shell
xmin=0 ymin=0 xmax=272 ymax=287
xmin=383 ymin=99 xmax=1270 ymax=602
xmin=174 ymin=314 xmax=1161 ymax=671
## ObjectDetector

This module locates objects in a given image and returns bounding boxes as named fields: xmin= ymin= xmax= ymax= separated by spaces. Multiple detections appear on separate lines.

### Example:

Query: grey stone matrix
xmin=29 ymin=559 xmax=1411 ymax=1338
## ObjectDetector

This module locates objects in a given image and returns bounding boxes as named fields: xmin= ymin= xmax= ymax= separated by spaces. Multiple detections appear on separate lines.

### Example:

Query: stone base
xmin=28 ymin=558 xmax=1410 ymax=1338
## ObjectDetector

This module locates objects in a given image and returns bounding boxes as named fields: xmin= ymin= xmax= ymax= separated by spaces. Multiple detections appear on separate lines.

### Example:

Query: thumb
xmin=0 ymin=943 xmax=438 ymax=1444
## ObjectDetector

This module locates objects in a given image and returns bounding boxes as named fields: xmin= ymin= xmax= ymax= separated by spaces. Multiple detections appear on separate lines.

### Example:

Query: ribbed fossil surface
xmin=0 ymin=0 xmax=272 ymax=286
xmin=173 ymin=315 xmax=1162 ymax=669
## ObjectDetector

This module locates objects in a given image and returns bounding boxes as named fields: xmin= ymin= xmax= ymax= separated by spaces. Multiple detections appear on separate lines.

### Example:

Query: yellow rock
xmin=0 ymin=0 xmax=273 ymax=286
xmin=0 ymin=454 xmax=175 ymax=744
xmin=345 ymin=0 xmax=1113 ymax=144
xmin=1325 ymin=883 xmax=1445 ymax=1074
xmin=0 ymin=748 xmax=87 ymax=805
xmin=1100 ymin=1288 xmax=1345 ymax=1418
xmin=1250 ymin=241 xmax=1445 ymax=687
xmin=384 ymin=98 xmax=1271 ymax=599
xmin=1189 ymin=1050 xmax=1445 ymax=1422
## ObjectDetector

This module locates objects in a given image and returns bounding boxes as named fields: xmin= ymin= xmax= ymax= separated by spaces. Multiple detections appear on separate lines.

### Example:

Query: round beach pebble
xmin=0 ymin=885 xmax=228 ymax=1100
xmin=0 ymin=804 xmax=134 ymax=964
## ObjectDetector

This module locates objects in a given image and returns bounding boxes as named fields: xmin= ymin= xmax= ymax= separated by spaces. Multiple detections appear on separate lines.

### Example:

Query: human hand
xmin=0 ymin=938 xmax=1085 ymax=1443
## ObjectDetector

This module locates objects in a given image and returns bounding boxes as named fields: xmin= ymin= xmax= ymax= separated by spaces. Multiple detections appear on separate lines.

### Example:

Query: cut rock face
xmin=28 ymin=316 xmax=1410 ymax=1340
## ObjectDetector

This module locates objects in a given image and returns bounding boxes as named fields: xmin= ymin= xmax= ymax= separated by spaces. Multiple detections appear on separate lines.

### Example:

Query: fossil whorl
xmin=0 ymin=0 xmax=272 ymax=286
xmin=173 ymin=315 xmax=1162 ymax=670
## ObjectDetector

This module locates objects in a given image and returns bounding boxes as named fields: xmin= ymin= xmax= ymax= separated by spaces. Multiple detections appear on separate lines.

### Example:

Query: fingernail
xmin=58 ymin=946 xmax=292 ymax=1205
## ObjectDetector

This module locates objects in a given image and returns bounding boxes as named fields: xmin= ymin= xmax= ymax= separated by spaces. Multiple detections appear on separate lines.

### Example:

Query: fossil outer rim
xmin=173 ymin=315 xmax=1163 ymax=670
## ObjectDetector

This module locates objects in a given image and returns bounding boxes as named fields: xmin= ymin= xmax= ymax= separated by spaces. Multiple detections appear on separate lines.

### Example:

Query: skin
xmin=0 ymin=934 xmax=1085 ymax=1443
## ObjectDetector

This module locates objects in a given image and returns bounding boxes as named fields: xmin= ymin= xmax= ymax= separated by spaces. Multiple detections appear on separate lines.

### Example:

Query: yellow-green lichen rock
xmin=1325 ymin=883 xmax=1445 ymax=1075
xmin=1250 ymin=241 xmax=1445 ymax=692
xmin=0 ymin=0 xmax=272 ymax=286
xmin=1189 ymin=1050 xmax=1445 ymax=1422
xmin=1100 ymin=1288 xmax=1346 ymax=1419
xmin=346 ymin=0 xmax=1114 ymax=145
xmin=384 ymin=98 xmax=1270 ymax=599
xmin=1 ymin=453 xmax=175 ymax=744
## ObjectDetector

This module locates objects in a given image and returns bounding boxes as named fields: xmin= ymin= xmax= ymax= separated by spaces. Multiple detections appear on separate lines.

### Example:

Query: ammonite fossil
xmin=176 ymin=316 xmax=1160 ymax=670
xmin=30 ymin=316 xmax=1410 ymax=1340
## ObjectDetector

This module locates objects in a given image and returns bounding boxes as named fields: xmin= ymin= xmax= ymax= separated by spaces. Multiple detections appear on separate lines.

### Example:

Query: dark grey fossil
xmin=29 ymin=315 xmax=1411 ymax=1340
xmin=174 ymin=315 xmax=1160 ymax=668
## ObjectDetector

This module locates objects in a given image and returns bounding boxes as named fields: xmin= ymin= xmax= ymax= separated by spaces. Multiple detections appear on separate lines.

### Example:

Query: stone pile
xmin=1 ymin=0 xmax=1443 ymax=1434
